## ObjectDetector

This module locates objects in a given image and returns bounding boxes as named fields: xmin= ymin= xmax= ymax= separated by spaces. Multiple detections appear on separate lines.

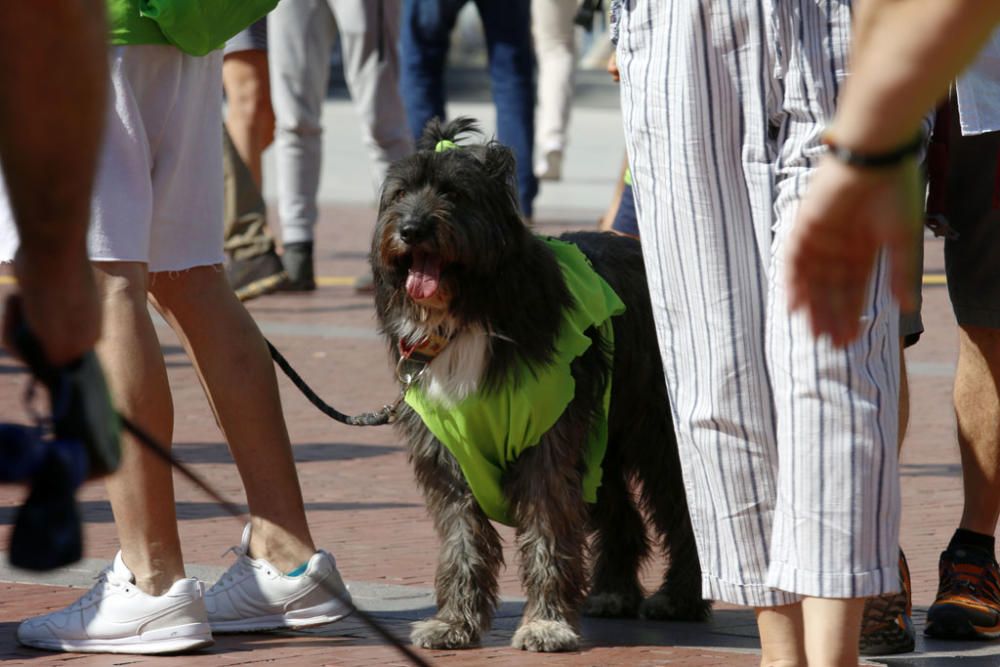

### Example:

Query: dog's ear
xmin=417 ymin=116 xmax=481 ymax=151
xmin=481 ymin=142 xmax=522 ymax=215
xmin=482 ymin=141 xmax=517 ymax=186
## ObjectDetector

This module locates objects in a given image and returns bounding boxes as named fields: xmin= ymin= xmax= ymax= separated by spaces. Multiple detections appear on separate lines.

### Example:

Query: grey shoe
xmin=280 ymin=241 xmax=316 ymax=292
xmin=534 ymin=149 xmax=563 ymax=181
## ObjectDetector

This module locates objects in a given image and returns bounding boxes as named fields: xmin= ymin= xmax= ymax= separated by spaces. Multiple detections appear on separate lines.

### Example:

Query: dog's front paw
xmin=511 ymin=619 xmax=580 ymax=652
xmin=582 ymin=590 xmax=641 ymax=618
xmin=639 ymin=591 xmax=712 ymax=622
xmin=411 ymin=618 xmax=479 ymax=649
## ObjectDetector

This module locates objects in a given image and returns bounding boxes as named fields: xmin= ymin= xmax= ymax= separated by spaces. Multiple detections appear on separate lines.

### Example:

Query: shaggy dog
xmin=370 ymin=118 xmax=709 ymax=653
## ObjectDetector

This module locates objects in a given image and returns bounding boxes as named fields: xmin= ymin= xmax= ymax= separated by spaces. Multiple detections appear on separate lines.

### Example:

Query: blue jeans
xmin=611 ymin=182 xmax=638 ymax=238
xmin=400 ymin=0 xmax=537 ymax=218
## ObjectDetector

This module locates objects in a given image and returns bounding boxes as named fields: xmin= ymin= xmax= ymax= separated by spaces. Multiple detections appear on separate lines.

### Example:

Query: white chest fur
xmin=420 ymin=326 xmax=489 ymax=406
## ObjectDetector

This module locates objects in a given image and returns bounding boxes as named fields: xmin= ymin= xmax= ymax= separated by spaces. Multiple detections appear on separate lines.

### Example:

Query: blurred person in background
xmin=400 ymin=0 xmax=537 ymax=219
xmin=269 ymin=0 xmax=413 ymax=292
xmin=921 ymin=73 xmax=1000 ymax=642
xmin=531 ymin=0 xmax=577 ymax=182
xmin=221 ymin=18 xmax=291 ymax=300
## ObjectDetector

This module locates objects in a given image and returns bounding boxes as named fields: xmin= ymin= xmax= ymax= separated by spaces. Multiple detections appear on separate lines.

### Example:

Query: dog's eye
xmin=394 ymin=189 xmax=407 ymax=202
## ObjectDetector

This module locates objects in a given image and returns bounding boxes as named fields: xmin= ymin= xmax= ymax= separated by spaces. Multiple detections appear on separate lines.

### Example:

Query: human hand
xmin=787 ymin=155 xmax=922 ymax=347
xmin=3 ymin=251 xmax=100 ymax=366
xmin=607 ymin=52 xmax=620 ymax=82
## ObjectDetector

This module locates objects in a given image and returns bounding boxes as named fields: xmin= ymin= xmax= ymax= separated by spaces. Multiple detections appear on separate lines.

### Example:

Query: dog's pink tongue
xmin=406 ymin=250 xmax=441 ymax=300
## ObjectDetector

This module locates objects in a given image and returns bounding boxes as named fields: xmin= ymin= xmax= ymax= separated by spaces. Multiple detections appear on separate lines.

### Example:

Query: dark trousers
xmin=399 ymin=0 xmax=538 ymax=217
xmin=930 ymin=96 xmax=1000 ymax=329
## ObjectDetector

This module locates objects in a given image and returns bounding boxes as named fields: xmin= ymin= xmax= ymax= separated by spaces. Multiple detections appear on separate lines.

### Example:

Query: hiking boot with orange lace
xmin=859 ymin=550 xmax=915 ymax=655
xmin=925 ymin=546 xmax=1000 ymax=639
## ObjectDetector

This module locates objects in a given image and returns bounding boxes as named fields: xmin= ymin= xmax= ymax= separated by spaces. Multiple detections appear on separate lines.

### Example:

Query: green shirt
xmin=107 ymin=0 xmax=169 ymax=46
xmin=404 ymin=238 xmax=626 ymax=526
xmin=106 ymin=0 xmax=277 ymax=55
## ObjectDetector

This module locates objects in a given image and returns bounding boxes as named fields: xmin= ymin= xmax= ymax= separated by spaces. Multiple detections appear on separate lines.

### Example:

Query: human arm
xmin=0 ymin=1 xmax=108 ymax=364
xmin=787 ymin=1 xmax=1000 ymax=346
xmin=835 ymin=1 xmax=1000 ymax=153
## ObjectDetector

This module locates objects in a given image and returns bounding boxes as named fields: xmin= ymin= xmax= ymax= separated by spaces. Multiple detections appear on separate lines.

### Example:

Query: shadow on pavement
xmin=0 ymin=500 xmax=420 ymax=525
xmin=311 ymin=603 xmax=762 ymax=652
xmin=244 ymin=301 xmax=376 ymax=315
xmin=878 ymin=656 xmax=1000 ymax=666
xmin=172 ymin=441 xmax=401 ymax=465
xmin=899 ymin=463 xmax=963 ymax=478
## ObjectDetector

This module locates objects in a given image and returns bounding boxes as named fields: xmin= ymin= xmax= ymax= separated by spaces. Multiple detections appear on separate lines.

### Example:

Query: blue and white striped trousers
xmin=616 ymin=0 xmax=901 ymax=606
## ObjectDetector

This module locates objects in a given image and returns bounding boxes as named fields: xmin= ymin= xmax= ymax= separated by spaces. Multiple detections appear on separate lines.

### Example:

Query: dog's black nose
xmin=399 ymin=218 xmax=431 ymax=245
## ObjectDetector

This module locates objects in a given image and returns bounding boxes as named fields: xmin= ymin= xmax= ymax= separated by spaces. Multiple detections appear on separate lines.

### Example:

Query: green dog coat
xmin=404 ymin=238 xmax=626 ymax=525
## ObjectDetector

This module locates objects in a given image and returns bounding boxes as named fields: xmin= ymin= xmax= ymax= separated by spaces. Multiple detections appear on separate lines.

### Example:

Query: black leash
xmin=118 ymin=415 xmax=434 ymax=667
xmin=267 ymin=340 xmax=415 ymax=427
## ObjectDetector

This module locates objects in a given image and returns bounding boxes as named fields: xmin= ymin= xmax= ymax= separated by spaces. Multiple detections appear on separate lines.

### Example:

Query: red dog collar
xmin=398 ymin=333 xmax=451 ymax=365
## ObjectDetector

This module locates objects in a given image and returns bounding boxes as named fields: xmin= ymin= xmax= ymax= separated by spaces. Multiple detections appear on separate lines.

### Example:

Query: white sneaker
xmin=206 ymin=524 xmax=352 ymax=632
xmin=17 ymin=552 xmax=213 ymax=654
xmin=534 ymin=149 xmax=563 ymax=181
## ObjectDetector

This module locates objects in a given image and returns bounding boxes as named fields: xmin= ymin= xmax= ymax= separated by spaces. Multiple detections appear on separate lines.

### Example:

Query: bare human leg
xmin=755 ymin=597 xmax=866 ymax=667
xmin=222 ymin=49 xmax=273 ymax=188
xmin=925 ymin=324 xmax=1000 ymax=637
xmin=755 ymin=602 xmax=806 ymax=667
xmin=954 ymin=325 xmax=1000 ymax=536
xmin=148 ymin=265 xmax=315 ymax=572
xmin=802 ymin=597 xmax=866 ymax=667
xmin=95 ymin=261 xmax=185 ymax=596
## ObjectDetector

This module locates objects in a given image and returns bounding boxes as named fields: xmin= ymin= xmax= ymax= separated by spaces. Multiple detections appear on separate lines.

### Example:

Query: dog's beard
xmin=390 ymin=310 xmax=457 ymax=348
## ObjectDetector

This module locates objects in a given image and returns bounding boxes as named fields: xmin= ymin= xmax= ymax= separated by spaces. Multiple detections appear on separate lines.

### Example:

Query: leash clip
xmin=386 ymin=357 xmax=428 ymax=423
xmin=394 ymin=355 xmax=428 ymax=386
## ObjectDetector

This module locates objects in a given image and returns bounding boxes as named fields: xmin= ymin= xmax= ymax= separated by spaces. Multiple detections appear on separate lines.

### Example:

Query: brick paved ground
xmin=0 ymin=96 xmax=996 ymax=666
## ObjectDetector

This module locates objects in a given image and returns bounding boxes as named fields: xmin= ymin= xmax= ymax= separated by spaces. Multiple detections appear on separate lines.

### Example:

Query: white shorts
xmin=0 ymin=45 xmax=225 ymax=272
